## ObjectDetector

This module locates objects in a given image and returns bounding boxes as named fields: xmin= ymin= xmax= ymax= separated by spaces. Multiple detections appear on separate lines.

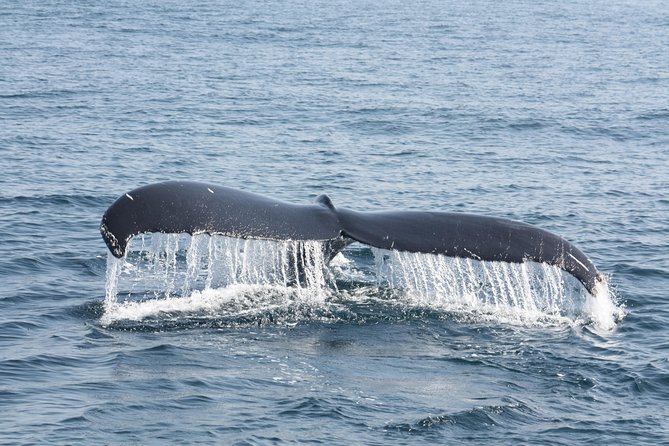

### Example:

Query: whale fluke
xmin=100 ymin=181 xmax=605 ymax=295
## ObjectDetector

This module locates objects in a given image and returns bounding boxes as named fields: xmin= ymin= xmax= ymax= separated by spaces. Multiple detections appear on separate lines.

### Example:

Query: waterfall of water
xmin=102 ymin=234 xmax=621 ymax=328
xmin=102 ymin=233 xmax=334 ymax=324
xmin=370 ymin=248 xmax=620 ymax=327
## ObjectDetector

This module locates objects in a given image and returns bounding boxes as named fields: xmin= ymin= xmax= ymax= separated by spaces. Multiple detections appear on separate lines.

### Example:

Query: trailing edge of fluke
xmin=100 ymin=181 xmax=606 ymax=295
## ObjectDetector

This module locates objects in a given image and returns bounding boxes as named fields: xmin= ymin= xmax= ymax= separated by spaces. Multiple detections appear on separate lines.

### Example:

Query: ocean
xmin=1 ymin=0 xmax=668 ymax=444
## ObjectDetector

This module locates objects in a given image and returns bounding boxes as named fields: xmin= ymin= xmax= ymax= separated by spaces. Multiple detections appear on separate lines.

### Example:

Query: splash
xmin=100 ymin=284 xmax=329 ymax=327
xmin=103 ymin=234 xmax=334 ymax=325
xmin=370 ymin=249 xmax=623 ymax=329
xmin=102 ymin=234 xmax=623 ymax=329
xmin=584 ymin=280 xmax=625 ymax=331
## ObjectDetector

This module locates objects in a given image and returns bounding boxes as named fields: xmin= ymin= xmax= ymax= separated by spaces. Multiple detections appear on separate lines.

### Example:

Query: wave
xmin=386 ymin=398 xmax=540 ymax=433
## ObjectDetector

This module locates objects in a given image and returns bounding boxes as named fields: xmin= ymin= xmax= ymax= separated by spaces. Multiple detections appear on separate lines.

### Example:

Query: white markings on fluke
xmin=568 ymin=252 xmax=589 ymax=271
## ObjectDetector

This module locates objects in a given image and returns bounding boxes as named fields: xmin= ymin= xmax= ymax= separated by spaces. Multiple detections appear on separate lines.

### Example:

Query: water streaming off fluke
xmin=371 ymin=248 xmax=621 ymax=329
xmin=103 ymin=234 xmax=622 ymax=328
xmin=103 ymin=234 xmax=334 ymax=326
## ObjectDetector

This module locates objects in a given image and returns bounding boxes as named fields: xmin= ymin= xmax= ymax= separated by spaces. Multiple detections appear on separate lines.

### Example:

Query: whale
xmin=100 ymin=181 xmax=606 ymax=295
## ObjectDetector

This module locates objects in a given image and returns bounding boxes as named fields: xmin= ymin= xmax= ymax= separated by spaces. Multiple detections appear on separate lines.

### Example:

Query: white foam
xmin=582 ymin=279 xmax=626 ymax=331
xmin=101 ymin=283 xmax=315 ymax=326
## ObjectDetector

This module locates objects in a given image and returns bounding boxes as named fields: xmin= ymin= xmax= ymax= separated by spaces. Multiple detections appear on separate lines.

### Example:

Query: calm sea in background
xmin=2 ymin=0 xmax=668 ymax=444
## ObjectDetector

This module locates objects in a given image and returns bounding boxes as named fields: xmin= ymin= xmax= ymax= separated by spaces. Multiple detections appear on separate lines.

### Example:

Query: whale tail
xmin=100 ymin=181 xmax=605 ymax=295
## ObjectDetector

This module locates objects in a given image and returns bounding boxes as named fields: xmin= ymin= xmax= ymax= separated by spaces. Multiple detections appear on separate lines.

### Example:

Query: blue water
xmin=2 ymin=0 xmax=668 ymax=444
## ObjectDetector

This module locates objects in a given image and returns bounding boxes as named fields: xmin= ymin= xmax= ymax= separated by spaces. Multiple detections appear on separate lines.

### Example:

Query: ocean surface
xmin=2 ymin=0 xmax=668 ymax=444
